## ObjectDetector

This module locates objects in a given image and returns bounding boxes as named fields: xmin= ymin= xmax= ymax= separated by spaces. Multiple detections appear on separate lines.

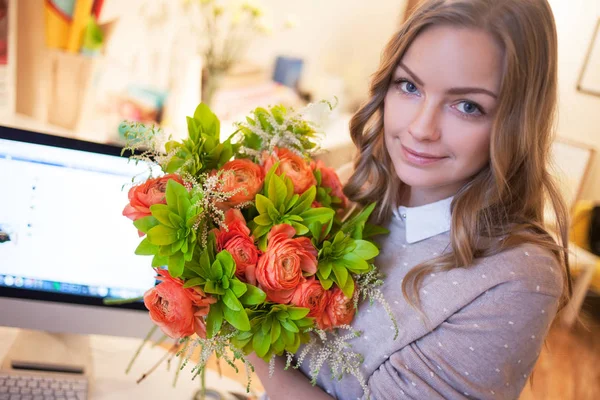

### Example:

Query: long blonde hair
xmin=343 ymin=0 xmax=572 ymax=310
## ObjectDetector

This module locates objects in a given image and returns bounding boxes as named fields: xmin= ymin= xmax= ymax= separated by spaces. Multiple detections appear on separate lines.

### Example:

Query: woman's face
xmin=384 ymin=25 xmax=504 ymax=205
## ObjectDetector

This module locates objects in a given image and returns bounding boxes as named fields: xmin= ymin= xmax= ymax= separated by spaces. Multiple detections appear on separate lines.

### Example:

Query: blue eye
xmin=402 ymin=81 xmax=418 ymax=93
xmin=456 ymin=101 xmax=482 ymax=115
xmin=394 ymin=79 xmax=420 ymax=95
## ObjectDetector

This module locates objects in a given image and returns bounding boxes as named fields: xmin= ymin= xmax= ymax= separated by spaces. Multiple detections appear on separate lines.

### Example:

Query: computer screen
xmin=0 ymin=127 xmax=157 ymax=309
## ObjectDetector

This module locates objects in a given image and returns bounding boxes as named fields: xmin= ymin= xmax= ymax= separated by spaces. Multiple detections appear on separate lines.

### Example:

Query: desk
xmin=0 ymin=327 xmax=263 ymax=399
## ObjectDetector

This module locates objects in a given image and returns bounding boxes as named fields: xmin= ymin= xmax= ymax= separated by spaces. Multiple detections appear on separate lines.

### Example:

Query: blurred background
xmin=0 ymin=0 xmax=599 ymax=398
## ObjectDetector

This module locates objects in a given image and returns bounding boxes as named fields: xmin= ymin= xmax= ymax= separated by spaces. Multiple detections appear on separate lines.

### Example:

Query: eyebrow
xmin=397 ymin=62 xmax=498 ymax=99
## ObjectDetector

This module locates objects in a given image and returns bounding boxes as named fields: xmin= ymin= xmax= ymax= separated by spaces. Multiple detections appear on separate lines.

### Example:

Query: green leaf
xmin=166 ymin=179 xmax=188 ymax=205
xmin=362 ymin=223 xmax=390 ymax=239
xmin=287 ymin=307 xmax=310 ymax=320
xmin=230 ymin=279 xmax=248 ymax=297
xmin=223 ymin=289 xmax=243 ymax=311
xmin=177 ymin=195 xmax=192 ymax=218
xmin=341 ymin=252 xmax=370 ymax=272
xmin=286 ymin=193 xmax=299 ymax=210
xmin=332 ymin=263 xmax=348 ymax=288
xmin=194 ymin=103 xmax=220 ymax=138
xmin=133 ymin=216 xmax=159 ymax=234
xmin=224 ymin=305 xmax=251 ymax=331
xmin=252 ymin=224 xmax=272 ymax=239
xmin=135 ymin=238 xmax=158 ymax=255
xmin=290 ymin=222 xmax=309 ymax=236
xmin=285 ymin=176 xmax=295 ymax=203
xmin=168 ymin=212 xmax=184 ymax=228
xmin=147 ymin=225 xmax=178 ymax=245
xmin=168 ymin=252 xmax=185 ymax=277
xmin=252 ymin=329 xmax=270 ymax=358
xmin=182 ymin=277 xmax=205 ymax=288
xmin=341 ymin=275 xmax=355 ymax=299
xmin=149 ymin=204 xmax=174 ymax=228
xmin=206 ymin=302 xmax=223 ymax=338
xmin=318 ymin=260 xmax=332 ymax=279
xmin=239 ymin=285 xmax=267 ymax=305
xmin=254 ymin=214 xmax=273 ymax=226
xmin=152 ymin=254 xmax=168 ymax=267
xmin=289 ymin=186 xmax=316 ymax=215
xmin=205 ymin=280 xmax=225 ymax=295
xmin=270 ymin=321 xmax=281 ymax=344
xmin=255 ymin=194 xmax=273 ymax=215
xmin=320 ymin=277 xmax=334 ymax=290
xmin=217 ymin=250 xmax=235 ymax=277
xmin=211 ymin=259 xmax=224 ymax=281
xmin=300 ymin=207 xmax=335 ymax=238
xmin=258 ymin=235 xmax=268 ymax=252
xmin=267 ymin=204 xmax=280 ymax=221
xmin=281 ymin=326 xmax=293 ymax=345
xmin=269 ymin=174 xmax=288 ymax=209
xmin=353 ymin=240 xmax=380 ymax=260
xmin=280 ymin=319 xmax=299 ymax=333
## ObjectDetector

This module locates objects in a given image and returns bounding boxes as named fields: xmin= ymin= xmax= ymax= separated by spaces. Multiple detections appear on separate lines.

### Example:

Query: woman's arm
xmin=365 ymin=279 xmax=561 ymax=400
xmin=247 ymin=353 xmax=333 ymax=400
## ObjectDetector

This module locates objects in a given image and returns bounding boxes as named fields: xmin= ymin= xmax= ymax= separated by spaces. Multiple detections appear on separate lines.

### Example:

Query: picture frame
xmin=577 ymin=18 xmax=600 ymax=97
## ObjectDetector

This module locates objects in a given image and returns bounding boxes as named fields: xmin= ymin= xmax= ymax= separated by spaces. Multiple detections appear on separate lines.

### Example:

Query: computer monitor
xmin=0 ymin=125 xmax=157 ymax=340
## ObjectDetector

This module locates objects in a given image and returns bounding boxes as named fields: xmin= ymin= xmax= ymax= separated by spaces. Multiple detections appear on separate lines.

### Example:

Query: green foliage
xmin=340 ymin=202 xmax=389 ymax=240
xmin=230 ymin=304 xmax=314 ymax=362
xmin=134 ymin=180 xmax=203 ymax=278
xmin=316 ymin=204 xmax=384 ymax=298
xmin=162 ymin=103 xmax=237 ymax=176
xmin=181 ymin=235 xmax=267 ymax=338
xmin=250 ymin=165 xmax=335 ymax=250
xmin=236 ymin=105 xmax=320 ymax=158
xmin=313 ymin=169 xmax=343 ymax=209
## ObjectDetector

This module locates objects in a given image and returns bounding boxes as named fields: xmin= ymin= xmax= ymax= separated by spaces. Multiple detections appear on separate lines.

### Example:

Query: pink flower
xmin=291 ymin=277 xmax=330 ymax=319
xmin=313 ymin=160 xmax=348 ymax=209
xmin=318 ymin=285 xmax=356 ymax=331
xmin=123 ymin=174 xmax=184 ymax=235
xmin=218 ymin=159 xmax=264 ymax=206
xmin=215 ymin=209 xmax=260 ymax=285
xmin=255 ymin=224 xmax=318 ymax=303
xmin=262 ymin=147 xmax=316 ymax=194
xmin=143 ymin=269 xmax=216 ymax=339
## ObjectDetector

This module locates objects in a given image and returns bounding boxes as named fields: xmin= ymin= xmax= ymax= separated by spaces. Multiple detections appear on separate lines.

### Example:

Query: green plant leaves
xmin=132 ymin=180 xmax=202 ymax=277
xmin=232 ymin=304 xmax=313 ymax=362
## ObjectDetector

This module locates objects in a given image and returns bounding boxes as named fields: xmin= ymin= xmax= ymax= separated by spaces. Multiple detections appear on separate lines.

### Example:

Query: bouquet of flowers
xmin=118 ymin=101 xmax=396 ymax=395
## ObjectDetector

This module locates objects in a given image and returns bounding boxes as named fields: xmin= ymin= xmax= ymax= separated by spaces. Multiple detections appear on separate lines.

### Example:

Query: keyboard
xmin=0 ymin=372 xmax=88 ymax=400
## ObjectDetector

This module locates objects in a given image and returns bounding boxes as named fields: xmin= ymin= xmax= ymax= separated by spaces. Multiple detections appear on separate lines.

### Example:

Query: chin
xmin=393 ymin=162 xmax=443 ymax=187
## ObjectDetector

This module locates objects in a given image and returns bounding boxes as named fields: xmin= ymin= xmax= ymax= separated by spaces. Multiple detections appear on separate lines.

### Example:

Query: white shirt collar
xmin=392 ymin=196 xmax=453 ymax=244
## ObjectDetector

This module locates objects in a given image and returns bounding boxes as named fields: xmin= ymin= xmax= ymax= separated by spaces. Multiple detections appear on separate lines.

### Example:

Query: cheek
xmin=445 ymin=121 xmax=491 ymax=169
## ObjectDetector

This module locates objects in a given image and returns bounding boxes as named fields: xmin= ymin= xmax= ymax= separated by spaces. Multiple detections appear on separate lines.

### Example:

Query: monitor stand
xmin=1 ymin=328 xmax=93 ymax=381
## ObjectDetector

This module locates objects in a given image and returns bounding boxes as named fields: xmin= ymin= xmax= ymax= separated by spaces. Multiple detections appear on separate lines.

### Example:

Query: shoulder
xmin=472 ymin=242 xmax=564 ymax=299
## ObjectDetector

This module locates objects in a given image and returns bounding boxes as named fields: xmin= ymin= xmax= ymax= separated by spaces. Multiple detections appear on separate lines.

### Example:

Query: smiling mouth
xmin=400 ymin=145 xmax=447 ymax=166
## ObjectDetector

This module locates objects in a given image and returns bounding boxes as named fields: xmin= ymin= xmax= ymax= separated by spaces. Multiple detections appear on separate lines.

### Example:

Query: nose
xmin=408 ymin=100 xmax=441 ymax=142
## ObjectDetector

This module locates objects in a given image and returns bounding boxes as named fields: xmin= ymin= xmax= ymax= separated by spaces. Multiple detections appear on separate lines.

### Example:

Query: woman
xmin=250 ymin=0 xmax=571 ymax=398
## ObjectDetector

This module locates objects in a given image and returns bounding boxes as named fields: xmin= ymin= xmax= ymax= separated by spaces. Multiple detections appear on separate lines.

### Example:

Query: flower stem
xmin=126 ymin=325 xmax=157 ymax=374
xmin=103 ymin=296 xmax=144 ymax=306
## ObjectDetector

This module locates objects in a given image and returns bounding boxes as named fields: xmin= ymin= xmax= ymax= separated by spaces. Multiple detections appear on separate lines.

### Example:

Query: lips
xmin=400 ymin=145 xmax=447 ymax=166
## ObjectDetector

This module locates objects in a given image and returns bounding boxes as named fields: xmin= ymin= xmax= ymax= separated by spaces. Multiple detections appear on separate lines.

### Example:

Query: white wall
xmin=549 ymin=0 xmax=600 ymax=201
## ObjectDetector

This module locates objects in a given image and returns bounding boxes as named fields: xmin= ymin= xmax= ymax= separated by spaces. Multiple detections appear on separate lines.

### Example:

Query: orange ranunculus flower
xmin=219 ymin=159 xmax=264 ymax=206
xmin=262 ymin=147 xmax=316 ymax=194
xmin=215 ymin=209 xmax=260 ymax=285
xmin=291 ymin=277 xmax=330 ymax=319
xmin=255 ymin=224 xmax=318 ymax=304
xmin=313 ymin=160 xmax=349 ymax=209
xmin=318 ymin=285 xmax=356 ymax=331
xmin=143 ymin=269 xmax=216 ymax=339
xmin=123 ymin=174 xmax=184 ymax=235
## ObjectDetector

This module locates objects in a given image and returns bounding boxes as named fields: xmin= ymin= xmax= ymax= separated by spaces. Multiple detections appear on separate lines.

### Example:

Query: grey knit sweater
xmin=298 ymin=201 xmax=563 ymax=400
